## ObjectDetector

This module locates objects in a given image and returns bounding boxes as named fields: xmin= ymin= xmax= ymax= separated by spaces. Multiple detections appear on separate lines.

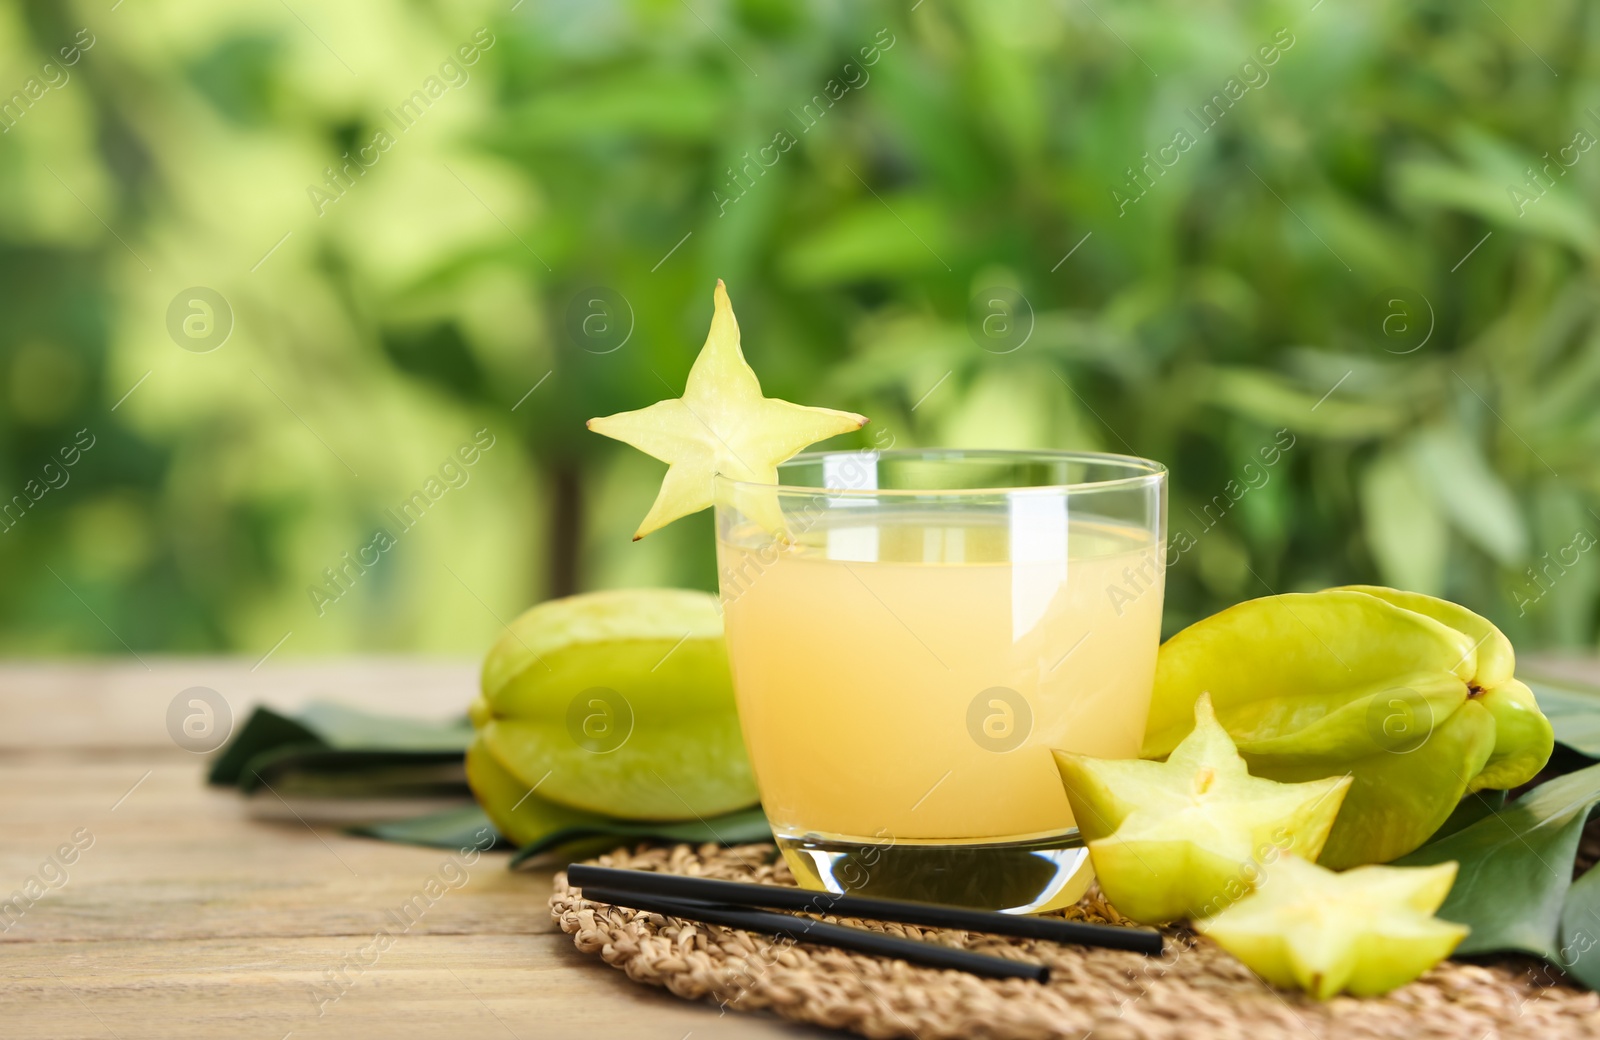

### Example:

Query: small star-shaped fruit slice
xmin=1052 ymin=693 xmax=1351 ymax=924
xmin=1194 ymin=854 xmax=1467 ymax=999
xmin=587 ymin=280 xmax=867 ymax=540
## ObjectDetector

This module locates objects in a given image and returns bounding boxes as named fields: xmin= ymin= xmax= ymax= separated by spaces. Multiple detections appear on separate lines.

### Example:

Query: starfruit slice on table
xmin=1194 ymin=855 xmax=1468 ymax=999
xmin=1053 ymin=694 xmax=1350 ymax=925
xmin=587 ymin=279 xmax=867 ymax=540
xmin=1143 ymin=588 xmax=1553 ymax=869
xmin=471 ymin=588 xmax=758 ymax=821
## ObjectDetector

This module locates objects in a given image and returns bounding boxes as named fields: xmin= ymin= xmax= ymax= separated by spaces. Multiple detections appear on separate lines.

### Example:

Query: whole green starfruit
xmin=1054 ymin=694 xmax=1350 ymax=924
xmin=469 ymin=588 xmax=758 ymax=823
xmin=1143 ymin=587 xmax=1554 ymax=868
xmin=1194 ymin=855 xmax=1468 ymax=999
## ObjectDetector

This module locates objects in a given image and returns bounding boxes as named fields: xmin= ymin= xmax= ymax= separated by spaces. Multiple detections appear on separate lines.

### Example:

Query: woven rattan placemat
xmin=549 ymin=842 xmax=1600 ymax=1040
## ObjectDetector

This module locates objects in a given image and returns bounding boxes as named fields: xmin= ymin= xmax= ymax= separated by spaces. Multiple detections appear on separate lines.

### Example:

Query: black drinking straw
xmin=577 ymin=884 xmax=1050 ymax=982
xmin=567 ymin=864 xmax=1163 ymax=956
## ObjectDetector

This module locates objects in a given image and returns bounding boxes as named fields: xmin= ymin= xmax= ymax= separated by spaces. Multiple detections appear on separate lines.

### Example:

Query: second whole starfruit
xmin=1143 ymin=587 xmax=1554 ymax=868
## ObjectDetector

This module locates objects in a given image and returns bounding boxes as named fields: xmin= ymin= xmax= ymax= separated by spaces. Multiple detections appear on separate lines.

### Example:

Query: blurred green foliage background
xmin=1 ymin=0 xmax=1596 ymax=657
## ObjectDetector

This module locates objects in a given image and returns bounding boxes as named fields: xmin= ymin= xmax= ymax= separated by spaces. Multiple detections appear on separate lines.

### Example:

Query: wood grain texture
xmin=0 ymin=660 xmax=828 ymax=1040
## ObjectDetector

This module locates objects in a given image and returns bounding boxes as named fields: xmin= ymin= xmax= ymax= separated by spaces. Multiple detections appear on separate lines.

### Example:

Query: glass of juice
xmin=713 ymin=449 xmax=1166 ymax=914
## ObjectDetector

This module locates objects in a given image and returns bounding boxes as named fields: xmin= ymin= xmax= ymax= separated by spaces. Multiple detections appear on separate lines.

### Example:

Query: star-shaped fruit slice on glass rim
xmin=1194 ymin=854 xmax=1467 ymax=999
xmin=587 ymin=280 xmax=867 ymax=540
xmin=1052 ymin=693 xmax=1351 ymax=924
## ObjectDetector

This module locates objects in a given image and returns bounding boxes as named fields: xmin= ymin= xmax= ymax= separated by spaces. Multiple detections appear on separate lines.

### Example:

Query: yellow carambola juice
xmin=717 ymin=509 xmax=1164 ymax=847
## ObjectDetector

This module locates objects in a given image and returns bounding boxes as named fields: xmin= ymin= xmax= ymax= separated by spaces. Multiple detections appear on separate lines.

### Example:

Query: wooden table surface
xmin=0 ymin=658 xmax=833 ymax=1040
xmin=7 ymin=656 xmax=1599 ymax=1040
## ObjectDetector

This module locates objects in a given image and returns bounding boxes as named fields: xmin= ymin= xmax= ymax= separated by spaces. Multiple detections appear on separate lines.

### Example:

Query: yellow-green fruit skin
xmin=1467 ymin=678 xmax=1553 ymax=792
xmin=475 ymin=589 xmax=758 ymax=820
xmin=465 ymin=736 xmax=600 ymax=847
xmin=1145 ymin=592 xmax=1477 ymax=759
xmin=1267 ymin=700 xmax=1495 ymax=868
xmin=1203 ymin=920 xmax=1467 ymax=999
xmin=1056 ymin=752 xmax=1346 ymax=924
xmin=1331 ymin=585 xmax=1554 ymax=793
xmin=1144 ymin=589 xmax=1553 ymax=867
xmin=1081 ymin=840 xmax=1267 ymax=926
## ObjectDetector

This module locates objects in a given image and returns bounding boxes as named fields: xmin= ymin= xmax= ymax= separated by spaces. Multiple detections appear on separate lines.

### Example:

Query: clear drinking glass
xmin=713 ymin=449 xmax=1167 ymax=914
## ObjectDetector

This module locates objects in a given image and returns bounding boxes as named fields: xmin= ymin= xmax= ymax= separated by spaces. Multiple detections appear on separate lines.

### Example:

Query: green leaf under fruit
xmin=208 ymin=707 xmax=321 ymax=786
xmin=508 ymin=806 xmax=772 ymax=868
xmin=349 ymin=806 xmax=508 ymax=850
xmin=297 ymin=701 xmax=476 ymax=750
xmin=1526 ymin=676 xmax=1600 ymax=759
xmin=1397 ymin=762 xmax=1600 ymax=962
xmin=1426 ymin=790 xmax=1506 ymax=844
xmin=1558 ymin=861 xmax=1600 ymax=989
xmin=208 ymin=702 xmax=473 ymax=795
xmin=355 ymin=794 xmax=772 ymax=861
xmin=208 ymin=701 xmax=773 ymax=862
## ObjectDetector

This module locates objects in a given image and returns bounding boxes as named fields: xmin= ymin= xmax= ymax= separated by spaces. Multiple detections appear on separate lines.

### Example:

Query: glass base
xmin=776 ymin=829 xmax=1093 ymax=915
